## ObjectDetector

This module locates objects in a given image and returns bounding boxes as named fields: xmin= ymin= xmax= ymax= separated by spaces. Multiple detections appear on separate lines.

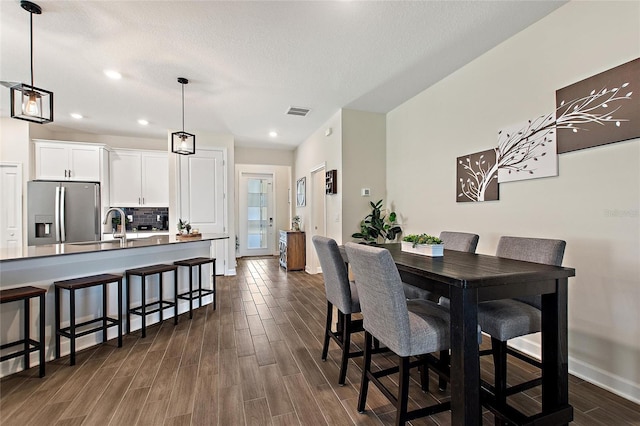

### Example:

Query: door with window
xmin=239 ymin=173 xmax=274 ymax=257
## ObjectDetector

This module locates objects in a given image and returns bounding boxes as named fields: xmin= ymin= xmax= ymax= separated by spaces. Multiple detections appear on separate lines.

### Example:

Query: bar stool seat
xmin=55 ymin=274 xmax=123 ymax=366
xmin=1 ymin=286 xmax=47 ymax=377
xmin=126 ymin=264 xmax=178 ymax=338
xmin=174 ymin=257 xmax=216 ymax=318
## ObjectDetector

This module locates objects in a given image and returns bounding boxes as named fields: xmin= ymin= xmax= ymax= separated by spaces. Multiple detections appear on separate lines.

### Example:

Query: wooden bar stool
xmin=55 ymin=274 xmax=123 ymax=366
xmin=174 ymin=257 xmax=216 ymax=318
xmin=125 ymin=264 xmax=178 ymax=338
xmin=0 ymin=286 xmax=47 ymax=377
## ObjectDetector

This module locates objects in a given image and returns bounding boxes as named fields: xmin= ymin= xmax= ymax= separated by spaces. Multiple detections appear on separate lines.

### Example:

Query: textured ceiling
xmin=0 ymin=1 xmax=565 ymax=149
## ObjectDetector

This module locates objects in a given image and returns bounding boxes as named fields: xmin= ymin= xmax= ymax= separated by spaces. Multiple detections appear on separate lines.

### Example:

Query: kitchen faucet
xmin=103 ymin=207 xmax=127 ymax=242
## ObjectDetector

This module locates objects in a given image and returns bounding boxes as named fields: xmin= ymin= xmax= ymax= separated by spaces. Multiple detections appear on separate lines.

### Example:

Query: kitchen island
xmin=0 ymin=234 xmax=228 ymax=377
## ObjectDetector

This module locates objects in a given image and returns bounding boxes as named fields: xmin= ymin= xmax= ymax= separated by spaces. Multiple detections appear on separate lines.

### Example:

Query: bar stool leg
xmin=102 ymin=283 xmax=108 ymax=344
xmin=212 ymin=262 xmax=216 ymax=310
xmin=117 ymin=278 xmax=123 ymax=348
xmin=188 ymin=266 xmax=194 ymax=319
xmin=173 ymin=269 xmax=178 ymax=325
xmin=141 ymin=276 xmax=147 ymax=338
xmin=55 ymin=286 xmax=61 ymax=359
xmin=24 ymin=297 xmax=30 ymax=370
xmin=39 ymin=292 xmax=45 ymax=377
xmin=126 ymin=273 xmax=131 ymax=335
xmin=159 ymin=272 xmax=164 ymax=323
xmin=70 ymin=289 xmax=76 ymax=366
xmin=197 ymin=264 xmax=203 ymax=309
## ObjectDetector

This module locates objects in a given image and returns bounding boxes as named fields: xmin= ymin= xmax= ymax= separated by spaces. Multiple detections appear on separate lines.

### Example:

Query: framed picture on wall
xmin=296 ymin=177 xmax=306 ymax=207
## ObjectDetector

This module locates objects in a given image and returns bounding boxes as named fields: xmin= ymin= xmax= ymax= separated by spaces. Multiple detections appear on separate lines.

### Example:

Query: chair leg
xmin=357 ymin=331 xmax=373 ymax=413
xmin=492 ymin=337 xmax=508 ymax=426
xmin=419 ymin=357 xmax=429 ymax=392
xmin=396 ymin=356 xmax=411 ymax=426
xmin=338 ymin=313 xmax=351 ymax=385
xmin=438 ymin=350 xmax=450 ymax=391
xmin=321 ymin=301 xmax=332 ymax=361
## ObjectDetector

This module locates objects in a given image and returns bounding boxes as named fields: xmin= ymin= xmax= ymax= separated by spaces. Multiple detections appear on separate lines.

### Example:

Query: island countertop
xmin=0 ymin=233 xmax=229 ymax=262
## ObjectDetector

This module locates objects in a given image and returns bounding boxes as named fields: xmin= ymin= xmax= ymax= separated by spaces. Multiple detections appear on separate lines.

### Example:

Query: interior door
xmin=178 ymin=148 xmax=226 ymax=274
xmin=239 ymin=173 xmax=274 ymax=257
xmin=0 ymin=163 xmax=23 ymax=249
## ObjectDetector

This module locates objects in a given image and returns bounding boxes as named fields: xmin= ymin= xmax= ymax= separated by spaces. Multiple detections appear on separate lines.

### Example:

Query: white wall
xmin=386 ymin=1 xmax=640 ymax=402
xmin=341 ymin=109 xmax=386 ymax=243
xmin=294 ymin=110 xmax=342 ymax=269
xmin=235 ymin=146 xmax=294 ymax=167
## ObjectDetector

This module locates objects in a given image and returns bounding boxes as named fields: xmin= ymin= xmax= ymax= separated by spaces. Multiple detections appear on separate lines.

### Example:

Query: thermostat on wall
xmin=361 ymin=188 xmax=370 ymax=196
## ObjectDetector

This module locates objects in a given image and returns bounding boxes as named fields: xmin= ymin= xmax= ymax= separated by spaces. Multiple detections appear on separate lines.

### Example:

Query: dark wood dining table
xmin=378 ymin=243 xmax=576 ymax=426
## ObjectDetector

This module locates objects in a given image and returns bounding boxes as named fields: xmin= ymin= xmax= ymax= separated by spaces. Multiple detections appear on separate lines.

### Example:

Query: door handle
xmin=55 ymin=186 xmax=61 ymax=242
xmin=60 ymin=186 xmax=66 ymax=242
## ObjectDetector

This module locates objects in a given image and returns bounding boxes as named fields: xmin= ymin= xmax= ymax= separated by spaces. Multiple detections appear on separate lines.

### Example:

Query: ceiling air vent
xmin=286 ymin=106 xmax=310 ymax=117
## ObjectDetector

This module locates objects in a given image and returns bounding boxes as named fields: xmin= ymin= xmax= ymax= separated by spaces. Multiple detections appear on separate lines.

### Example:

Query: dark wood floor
xmin=1 ymin=256 xmax=639 ymax=425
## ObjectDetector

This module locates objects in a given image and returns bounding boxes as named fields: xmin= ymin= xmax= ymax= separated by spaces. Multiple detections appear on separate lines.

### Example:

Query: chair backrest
xmin=439 ymin=231 xmax=479 ymax=253
xmin=344 ymin=242 xmax=411 ymax=356
xmin=496 ymin=236 xmax=566 ymax=309
xmin=312 ymin=236 xmax=355 ymax=314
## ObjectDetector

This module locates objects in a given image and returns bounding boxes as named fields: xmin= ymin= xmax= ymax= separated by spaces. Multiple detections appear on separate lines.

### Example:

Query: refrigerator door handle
xmin=60 ymin=186 xmax=66 ymax=242
xmin=95 ymin=184 xmax=100 ymax=237
xmin=55 ymin=186 xmax=61 ymax=242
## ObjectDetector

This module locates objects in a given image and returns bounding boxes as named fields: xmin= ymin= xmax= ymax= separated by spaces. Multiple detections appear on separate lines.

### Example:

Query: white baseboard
xmin=509 ymin=338 xmax=640 ymax=404
xmin=225 ymin=268 xmax=236 ymax=276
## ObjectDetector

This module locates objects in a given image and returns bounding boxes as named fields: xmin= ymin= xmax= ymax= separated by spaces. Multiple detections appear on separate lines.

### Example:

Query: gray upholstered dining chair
xmin=312 ymin=236 xmax=365 ymax=385
xmin=403 ymin=231 xmax=479 ymax=300
xmin=477 ymin=236 xmax=566 ymax=415
xmin=345 ymin=242 xmax=451 ymax=425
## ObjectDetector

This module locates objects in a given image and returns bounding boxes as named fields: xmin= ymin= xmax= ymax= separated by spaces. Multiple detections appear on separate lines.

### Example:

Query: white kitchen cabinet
xmin=34 ymin=140 xmax=104 ymax=182
xmin=110 ymin=149 xmax=168 ymax=207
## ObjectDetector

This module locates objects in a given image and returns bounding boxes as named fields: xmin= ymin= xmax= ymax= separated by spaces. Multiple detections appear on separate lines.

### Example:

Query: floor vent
xmin=286 ymin=106 xmax=310 ymax=117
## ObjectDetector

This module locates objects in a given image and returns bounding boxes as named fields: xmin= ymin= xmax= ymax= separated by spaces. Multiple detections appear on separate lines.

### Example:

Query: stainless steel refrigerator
xmin=28 ymin=181 xmax=101 ymax=246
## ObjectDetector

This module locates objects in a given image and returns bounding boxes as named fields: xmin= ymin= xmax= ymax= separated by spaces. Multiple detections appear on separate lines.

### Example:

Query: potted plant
xmin=351 ymin=199 xmax=402 ymax=244
xmin=292 ymin=215 xmax=301 ymax=231
xmin=401 ymin=233 xmax=444 ymax=257
xmin=177 ymin=218 xmax=192 ymax=235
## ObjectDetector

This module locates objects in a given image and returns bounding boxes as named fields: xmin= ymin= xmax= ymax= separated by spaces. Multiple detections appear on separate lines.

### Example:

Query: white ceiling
xmin=0 ymin=1 xmax=566 ymax=149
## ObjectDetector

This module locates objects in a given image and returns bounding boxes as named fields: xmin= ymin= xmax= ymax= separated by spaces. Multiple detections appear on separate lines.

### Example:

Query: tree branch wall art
xmin=456 ymin=57 xmax=638 ymax=202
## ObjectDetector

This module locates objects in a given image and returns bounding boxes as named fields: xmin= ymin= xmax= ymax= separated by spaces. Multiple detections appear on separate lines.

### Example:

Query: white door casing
xmin=238 ymin=172 xmax=275 ymax=257
xmin=177 ymin=148 xmax=227 ymax=275
xmin=0 ymin=163 xmax=23 ymax=249
xmin=308 ymin=163 xmax=326 ymax=274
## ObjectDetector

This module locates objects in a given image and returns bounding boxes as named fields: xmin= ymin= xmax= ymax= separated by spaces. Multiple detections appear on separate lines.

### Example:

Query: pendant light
xmin=10 ymin=1 xmax=53 ymax=124
xmin=171 ymin=77 xmax=195 ymax=155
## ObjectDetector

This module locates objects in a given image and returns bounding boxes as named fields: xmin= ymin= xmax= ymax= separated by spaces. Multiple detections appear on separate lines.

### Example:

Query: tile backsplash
xmin=120 ymin=207 xmax=169 ymax=231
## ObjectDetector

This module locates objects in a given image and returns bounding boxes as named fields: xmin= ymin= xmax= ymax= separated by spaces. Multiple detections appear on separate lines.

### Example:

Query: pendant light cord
xmin=181 ymin=82 xmax=185 ymax=132
xmin=30 ymin=10 xmax=34 ymax=88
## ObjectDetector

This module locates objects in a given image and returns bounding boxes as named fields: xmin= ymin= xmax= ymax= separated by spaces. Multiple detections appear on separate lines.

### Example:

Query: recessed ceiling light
xmin=269 ymin=131 xmax=278 ymax=138
xmin=138 ymin=119 xmax=149 ymax=125
xmin=103 ymin=69 xmax=122 ymax=80
xmin=70 ymin=113 xmax=83 ymax=119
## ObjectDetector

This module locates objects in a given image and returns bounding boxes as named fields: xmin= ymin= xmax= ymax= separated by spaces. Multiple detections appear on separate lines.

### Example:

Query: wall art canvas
xmin=556 ymin=58 xmax=639 ymax=153
xmin=457 ymin=149 xmax=499 ymax=202
xmin=497 ymin=115 xmax=558 ymax=183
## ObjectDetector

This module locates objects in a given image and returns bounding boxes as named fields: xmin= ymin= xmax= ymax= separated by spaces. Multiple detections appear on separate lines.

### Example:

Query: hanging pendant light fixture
xmin=171 ymin=77 xmax=195 ymax=155
xmin=10 ymin=1 xmax=53 ymax=124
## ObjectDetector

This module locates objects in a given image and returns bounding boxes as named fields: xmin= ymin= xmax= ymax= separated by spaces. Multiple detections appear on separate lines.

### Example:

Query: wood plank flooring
xmin=1 ymin=256 xmax=639 ymax=425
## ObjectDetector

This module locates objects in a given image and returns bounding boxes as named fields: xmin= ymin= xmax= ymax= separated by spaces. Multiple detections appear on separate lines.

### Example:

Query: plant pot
xmin=401 ymin=241 xmax=444 ymax=257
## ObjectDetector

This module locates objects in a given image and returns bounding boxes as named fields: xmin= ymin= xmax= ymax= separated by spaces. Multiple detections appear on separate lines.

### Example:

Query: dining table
xmin=376 ymin=243 xmax=576 ymax=426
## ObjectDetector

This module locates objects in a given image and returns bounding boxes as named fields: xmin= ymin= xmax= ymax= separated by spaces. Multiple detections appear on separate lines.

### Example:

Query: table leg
xmin=542 ymin=277 xmax=571 ymax=423
xmin=449 ymin=286 xmax=480 ymax=426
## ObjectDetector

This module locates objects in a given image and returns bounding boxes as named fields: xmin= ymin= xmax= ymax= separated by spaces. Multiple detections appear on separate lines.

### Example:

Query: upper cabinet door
xmin=110 ymin=149 xmax=168 ymax=208
xmin=110 ymin=150 xmax=142 ymax=207
xmin=34 ymin=141 xmax=101 ymax=182
xmin=141 ymin=152 xmax=168 ymax=207
xmin=35 ymin=143 xmax=68 ymax=180
xmin=68 ymin=145 xmax=101 ymax=181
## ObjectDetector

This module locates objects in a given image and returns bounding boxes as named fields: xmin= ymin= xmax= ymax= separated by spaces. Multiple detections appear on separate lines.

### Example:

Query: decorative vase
xmin=401 ymin=241 xmax=444 ymax=257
